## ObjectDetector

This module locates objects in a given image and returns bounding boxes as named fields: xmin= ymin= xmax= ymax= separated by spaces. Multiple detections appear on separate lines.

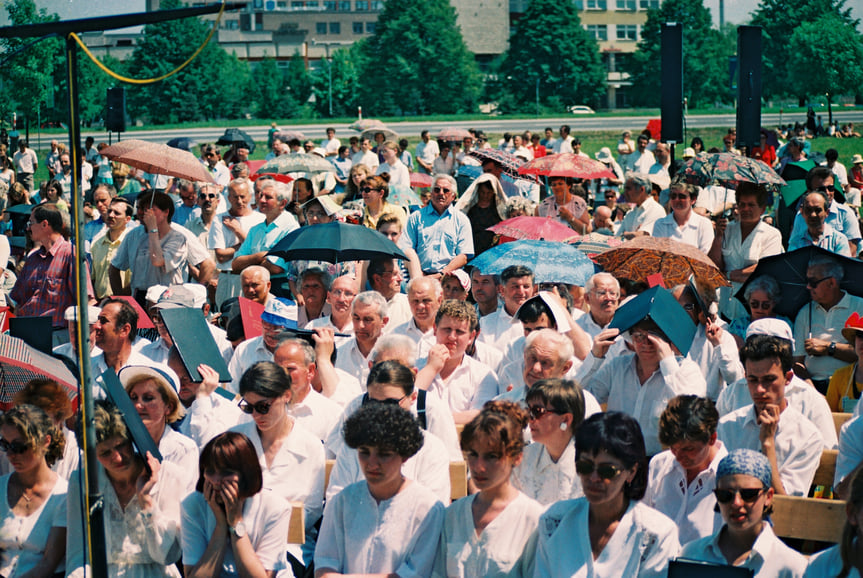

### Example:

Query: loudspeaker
xmin=106 ymin=87 xmax=126 ymax=133
xmin=736 ymin=26 xmax=762 ymax=149
xmin=661 ymin=22 xmax=683 ymax=143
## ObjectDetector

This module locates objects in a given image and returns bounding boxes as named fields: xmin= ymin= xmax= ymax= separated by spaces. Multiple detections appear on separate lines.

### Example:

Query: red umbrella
xmin=488 ymin=216 xmax=580 ymax=243
xmin=410 ymin=172 xmax=433 ymax=188
xmin=518 ymin=154 xmax=617 ymax=180
xmin=244 ymin=159 xmax=266 ymax=174
xmin=250 ymin=172 xmax=294 ymax=185
xmin=645 ymin=119 xmax=662 ymax=141
xmin=437 ymin=128 xmax=473 ymax=142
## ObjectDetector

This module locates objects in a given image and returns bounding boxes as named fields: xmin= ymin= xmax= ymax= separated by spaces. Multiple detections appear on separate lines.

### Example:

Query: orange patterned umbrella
xmin=518 ymin=153 xmax=617 ymax=180
xmin=594 ymin=236 xmax=729 ymax=289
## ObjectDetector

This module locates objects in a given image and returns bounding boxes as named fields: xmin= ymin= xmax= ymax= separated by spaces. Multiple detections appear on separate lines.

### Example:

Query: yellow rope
xmin=68 ymin=1 xmax=226 ymax=85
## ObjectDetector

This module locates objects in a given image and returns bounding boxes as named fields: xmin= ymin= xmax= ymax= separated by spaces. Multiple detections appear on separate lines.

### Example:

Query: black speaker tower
xmin=736 ymin=26 xmax=762 ymax=150
xmin=106 ymin=87 xmax=126 ymax=133
xmin=661 ymin=22 xmax=683 ymax=143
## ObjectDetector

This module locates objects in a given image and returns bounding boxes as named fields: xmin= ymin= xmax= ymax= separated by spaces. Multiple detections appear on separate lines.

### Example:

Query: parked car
xmin=568 ymin=105 xmax=596 ymax=115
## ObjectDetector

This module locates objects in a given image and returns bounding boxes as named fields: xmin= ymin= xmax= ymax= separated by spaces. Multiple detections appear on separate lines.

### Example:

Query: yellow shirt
xmin=362 ymin=201 xmax=407 ymax=231
xmin=90 ymin=227 xmax=131 ymax=299
xmin=826 ymin=362 xmax=862 ymax=413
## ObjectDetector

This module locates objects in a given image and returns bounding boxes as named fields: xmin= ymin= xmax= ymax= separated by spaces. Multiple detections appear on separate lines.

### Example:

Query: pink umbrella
xmin=437 ymin=128 xmax=473 ymax=141
xmin=518 ymin=154 xmax=616 ymax=180
xmin=410 ymin=172 xmax=433 ymax=188
xmin=488 ymin=216 xmax=580 ymax=243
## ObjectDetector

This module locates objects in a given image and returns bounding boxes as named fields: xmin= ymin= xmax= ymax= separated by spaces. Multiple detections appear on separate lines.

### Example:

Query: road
xmin=80 ymin=110 xmax=863 ymax=145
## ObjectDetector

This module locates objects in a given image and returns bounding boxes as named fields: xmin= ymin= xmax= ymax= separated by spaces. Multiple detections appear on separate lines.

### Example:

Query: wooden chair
xmin=812 ymin=449 xmax=839 ymax=488
xmin=450 ymin=461 xmax=468 ymax=501
xmin=834 ymin=412 xmax=853 ymax=438
xmin=771 ymin=495 xmax=846 ymax=543
xmin=288 ymin=502 xmax=306 ymax=544
xmin=325 ymin=459 xmax=335 ymax=491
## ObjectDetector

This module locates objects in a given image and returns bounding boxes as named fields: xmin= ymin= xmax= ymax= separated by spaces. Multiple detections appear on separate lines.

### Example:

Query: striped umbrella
xmin=0 ymin=332 xmax=77 ymax=407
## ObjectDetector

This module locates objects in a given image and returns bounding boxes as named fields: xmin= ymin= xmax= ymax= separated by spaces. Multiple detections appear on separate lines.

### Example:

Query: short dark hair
xmin=576 ymin=411 xmax=648 ymax=500
xmin=806 ymin=165 xmax=835 ymax=191
xmin=367 ymin=360 xmax=415 ymax=395
xmin=658 ymin=395 xmax=719 ymax=447
xmin=825 ymin=148 xmax=839 ymax=162
xmin=343 ymin=402 xmax=424 ymax=459
xmin=500 ymin=265 xmax=533 ymax=284
xmin=100 ymin=297 xmax=138 ymax=342
xmin=196 ymin=431 xmax=263 ymax=498
xmin=110 ymin=197 xmax=134 ymax=218
xmin=740 ymin=334 xmax=793 ymax=374
xmin=735 ymin=182 xmax=768 ymax=208
xmin=526 ymin=378 xmax=586 ymax=433
xmin=239 ymin=361 xmax=291 ymax=398
xmin=515 ymin=297 xmax=556 ymax=327
xmin=368 ymin=257 xmax=395 ymax=282
xmin=31 ymin=204 xmax=64 ymax=234
xmin=136 ymin=191 xmax=175 ymax=221
xmin=460 ymin=400 xmax=529 ymax=458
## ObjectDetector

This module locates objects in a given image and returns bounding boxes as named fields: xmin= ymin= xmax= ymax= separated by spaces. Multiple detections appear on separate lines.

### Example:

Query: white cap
xmin=745 ymin=318 xmax=794 ymax=348
xmin=65 ymin=305 xmax=101 ymax=324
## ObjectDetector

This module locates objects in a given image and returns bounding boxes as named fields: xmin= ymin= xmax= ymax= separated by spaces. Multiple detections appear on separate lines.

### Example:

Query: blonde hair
xmin=124 ymin=374 xmax=185 ymax=424
xmin=0 ymin=405 xmax=65 ymax=467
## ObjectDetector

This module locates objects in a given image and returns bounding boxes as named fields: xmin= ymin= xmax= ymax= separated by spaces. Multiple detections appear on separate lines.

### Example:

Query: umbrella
xmin=594 ymin=236 xmax=729 ymax=290
xmin=101 ymin=140 xmax=216 ymax=183
xmin=410 ymin=172 xmax=433 ymax=188
xmin=349 ymin=119 xmax=384 ymax=131
xmin=678 ymin=152 xmax=786 ymax=189
xmin=216 ymin=128 xmax=256 ymax=153
xmin=277 ymin=130 xmax=306 ymax=142
xmin=467 ymin=149 xmax=538 ymax=182
xmin=387 ymin=185 xmax=422 ymax=207
xmin=518 ymin=154 xmax=617 ymax=180
xmin=468 ymin=240 xmax=596 ymax=286
xmin=361 ymin=127 xmax=398 ymax=142
xmin=488 ymin=216 xmax=580 ymax=243
xmin=267 ymin=221 xmax=408 ymax=263
xmin=437 ymin=128 xmax=473 ymax=142
xmin=255 ymin=154 xmax=335 ymax=175
xmin=243 ymin=159 xmax=266 ymax=175
xmin=0 ymin=332 xmax=77 ymax=407
xmin=571 ymin=232 xmax=625 ymax=258
xmin=734 ymin=246 xmax=863 ymax=319
xmin=250 ymin=173 xmax=294 ymax=185
xmin=166 ymin=137 xmax=197 ymax=152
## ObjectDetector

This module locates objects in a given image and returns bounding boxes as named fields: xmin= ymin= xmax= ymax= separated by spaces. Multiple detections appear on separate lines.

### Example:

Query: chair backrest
xmin=771 ymin=495 xmax=846 ymax=543
xmin=325 ymin=459 xmax=335 ymax=490
xmin=812 ymin=449 xmax=839 ymax=488
xmin=288 ymin=502 xmax=305 ymax=544
xmin=450 ymin=461 xmax=468 ymax=501
xmin=834 ymin=412 xmax=853 ymax=438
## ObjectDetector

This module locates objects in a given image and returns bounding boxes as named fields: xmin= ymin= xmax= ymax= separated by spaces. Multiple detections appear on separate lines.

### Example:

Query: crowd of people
xmin=0 ymin=121 xmax=862 ymax=577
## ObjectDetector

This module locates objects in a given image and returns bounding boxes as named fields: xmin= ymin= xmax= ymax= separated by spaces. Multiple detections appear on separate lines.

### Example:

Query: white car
xmin=568 ymin=105 xmax=596 ymax=115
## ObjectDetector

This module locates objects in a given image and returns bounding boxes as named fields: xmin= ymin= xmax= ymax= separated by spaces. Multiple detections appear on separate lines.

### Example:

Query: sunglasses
xmin=669 ymin=193 xmax=691 ymax=200
xmin=238 ymin=399 xmax=274 ymax=415
xmin=360 ymin=187 xmax=380 ymax=194
xmin=432 ymin=186 xmax=452 ymax=193
xmin=806 ymin=276 xmax=830 ymax=288
xmin=527 ymin=405 xmax=559 ymax=421
xmin=816 ymin=185 xmax=836 ymax=193
xmin=0 ymin=439 xmax=30 ymax=455
xmin=748 ymin=300 xmax=773 ymax=310
xmin=369 ymin=394 xmax=408 ymax=406
xmin=575 ymin=460 xmax=624 ymax=480
xmin=713 ymin=487 xmax=765 ymax=504
xmin=198 ymin=192 xmax=218 ymax=199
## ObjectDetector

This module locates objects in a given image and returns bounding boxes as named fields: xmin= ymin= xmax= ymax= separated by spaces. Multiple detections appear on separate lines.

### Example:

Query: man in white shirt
xmin=390 ymin=277 xmax=442 ymax=359
xmin=620 ymin=173 xmax=666 ymax=239
xmin=201 ymin=144 xmax=231 ymax=186
xmin=575 ymin=273 xmax=628 ymax=369
xmin=320 ymin=127 xmax=340 ymax=157
xmin=335 ymin=291 xmax=389 ymax=387
xmin=367 ymin=257 xmax=411 ymax=330
xmin=306 ymin=273 xmax=357 ymax=347
xmin=624 ymin=133 xmax=656 ymax=174
xmin=553 ymin=125 xmax=574 ymax=154
xmin=227 ymin=297 xmax=297 ymax=392
xmin=478 ymin=265 xmax=536 ymax=351
xmin=351 ymin=137 xmax=379 ymax=171
xmin=470 ymin=268 xmax=500 ymax=318
xmin=717 ymin=335 xmax=822 ymax=496
xmin=415 ymin=130 xmax=439 ymax=174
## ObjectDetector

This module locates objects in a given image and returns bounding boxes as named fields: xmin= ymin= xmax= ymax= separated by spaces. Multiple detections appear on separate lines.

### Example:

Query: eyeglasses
xmin=669 ymin=193 xmax=691 ymax=200
xmin=238 ymin=399 xmax=274 ymax=415
xmin=682 ymin=303 xmax=696 ymax=312
xmin=713 ymin=487 xmax=766 ymax=504
xmin=749 ymin=300 xmax=773 ymax=310
xmin=806 ymin=276 xmax=830 ymax=288
xmin=198 ymin=192 xmax=218 ymax=199
xmin=629 ymin=331 xmax=654 ymax=344
xmin=432 ymin=186 xmax=452 ymax=193
xmin=0 ymin=439 xmax=30 ymax=455
xmin=816 ymin=185 xmax=836 ymax=193
xmin=527 ymin=405 xmax=559 ymax=421
xmin=591 ymin=289 xmax=619 ymax=299
xmin=370 ymin=394 xmax=408 ymax=406
xmin=360 ymin=187 xmax=380 ymax=194
xmin=575 ymin=460 xmax=625 ymax=480
xmin=330 ymin=289 xmax=356 ymax=298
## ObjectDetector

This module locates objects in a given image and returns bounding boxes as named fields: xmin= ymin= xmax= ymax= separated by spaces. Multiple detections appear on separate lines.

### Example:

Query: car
xmin=568 ymin=105 xmax=596 ymax=115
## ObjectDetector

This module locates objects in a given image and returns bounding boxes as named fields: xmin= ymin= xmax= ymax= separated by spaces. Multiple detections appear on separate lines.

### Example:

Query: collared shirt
xmin=177 ymin=392 xmax=248 ymax=450
xmin=11 ymin=238 xmax=93 ymax=328
xmin=362 ymin=201 xmax=407 ymax=231
xmin=390 ymin=318 xmax=436 ymax=360
xmin=584 ymin=352 xmax=707 ymax=455
xmin=477 ymin=306 xmax=523 ymax=351
xmin=351 ymin=150 xmax=379 ymax=171
xmin=806 ymin=543 xmax=862 ymax=578
xmin=791 ymin=199 xmax=862 ymax=245
xmin=235 ymin=211 xmax=299 ymax=274
xmin=158 ymin=427 xmax=199 ymax=496
xmin=687 ymin=322 xmax=745 ymax=401
xmin=422 ymin=354 xmax=498 ymax=413
xmin=305 ymin=315 xmax=354 ymax=348
xmin=836 ymin=415 xmax=863 ymax=486
xmin=83 ymin=216 xmax=105 ymax=242
xmin=789 ymin=222 xmax=852 ymax=256
xmin=172 ymin=203 xmax=200 ymax=226
xmin=512 ymin=438 xmax=583 ymax=505
xmin=12 ymin=148 xmax=37 ymax=173
xmin=719 ymin=218 xmax=784 ymax=320
xmin=335 ymin=338 xmax=373 ymax=387
xmin=182 ymin=215 xmax=213 ymax=252
xmin=415 ymin=140 xmax=440 ymax=172
xmin=793 ymin=292 xmax=863 ymax=380
xmin=383 ymin=292 xmax=412 ymax=332
xmin=644 ymin=442 xmax=728 ymax=544
xmin=620 ymin=196 xmax=666 ymax=234
xmin=226 ymin=335 xmax=272 ymax=393
xmin=649 ymin=211 xmax=715 ymax=254
xmin=90 ymin=228 xmax=131 ymax=299
xmin=288 ymin=388 xmax=342 ymax=443
xmin=403 ymin=203 xmax=474 ymax=273
xmin=717 ymin=404 xmax=822 ymax=496
xmin=376 ymin=159 xmax=410 ymax=189
xmin=111 ymin=226 xmax=189 ymax=292
xmin=680 ymin=522 xmax=807 ymax=576
xmin=209 ymin=211 xmax=266 ymax=272
xmin=297 ymin=302 xmax=332 ymax=329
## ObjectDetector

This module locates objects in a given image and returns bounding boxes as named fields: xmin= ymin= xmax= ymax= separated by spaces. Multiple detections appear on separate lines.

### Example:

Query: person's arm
xmin=19 ymin=526 xmax=66 ymax=578
xmin=146 ymin=228 xmax=166 ymax=270
xmin=402 ymin=247 xmax=423 ymax=281
xmin=440 ymin=254 xmax=467 ymax=276
xmin=223 ymin=484 xmax=271 ymax=578
xmin=231 ymin=251 xmax=266 ymax=273
xmin=758 ymin=404 xmax=787 ymax=495
xmin=415 ymin=344 xmax=448 ymax=391
xmin=193 ymin=257 xmax=217 ymax=285
xmin=185 ymin=482 xmax=229 ymax=578
xmin=312 ymin=328 xmax=340 ymax=398
xmin=109 ymin=264 xmax=131 ymax=295
xmin=707 ymin=218 xmax=726 ymax=271
xmin=804 ymin=338 xmax=857 ymax=364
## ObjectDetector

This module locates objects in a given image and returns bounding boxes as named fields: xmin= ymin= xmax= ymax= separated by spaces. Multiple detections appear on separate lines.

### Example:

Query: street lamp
xmin=312 ymin=39 xmax=349 ymax=117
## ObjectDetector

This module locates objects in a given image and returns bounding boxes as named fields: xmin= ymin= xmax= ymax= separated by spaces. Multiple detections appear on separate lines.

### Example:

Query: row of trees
xmin=0 ymin=0 xmax=860 ymax=125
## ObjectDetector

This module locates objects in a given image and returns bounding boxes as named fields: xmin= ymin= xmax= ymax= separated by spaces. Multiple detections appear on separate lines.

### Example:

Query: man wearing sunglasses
xmin=789 ymin=166 xmax=860 ymax=256
xmin=717 ymin=335 xmax=822 ymax=496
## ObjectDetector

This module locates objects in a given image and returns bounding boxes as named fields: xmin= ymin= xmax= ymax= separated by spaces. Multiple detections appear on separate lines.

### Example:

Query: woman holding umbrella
xmin=455 ymin=173 xmax=507 ymax=255
xmin=535 ymin=177 xmax=590 ymax=234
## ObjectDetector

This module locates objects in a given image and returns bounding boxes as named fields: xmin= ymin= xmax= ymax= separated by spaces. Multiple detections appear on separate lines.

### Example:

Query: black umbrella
xmin=216 ymin=128 xmax=256 ymax=154
xmin=166 ymin=136 xmax=197 ymax=151
xmin=267 ymin=221 xmax=408 ymax=264
xmin=734 ymin=246 xmax=863 ymax=319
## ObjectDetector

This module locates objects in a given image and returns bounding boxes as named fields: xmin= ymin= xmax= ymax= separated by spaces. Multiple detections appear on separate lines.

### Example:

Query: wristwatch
xmin=229 ymin=520 xmax=246 ymax=538
xmin=828 ymin=342 xmax=837 ymax=356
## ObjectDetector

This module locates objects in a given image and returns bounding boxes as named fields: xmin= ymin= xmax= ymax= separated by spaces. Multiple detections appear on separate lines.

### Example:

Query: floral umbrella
xmin=488 ymin=216 xmax=580 ymax=243
xmin=467 ymin=149 xmax=538 ymax=182
xmin=678 ymin=152 xmax=786 ymax=189
xmin=518 ymin=153 xmax=617 ymax=180
xmin=594 ymin=236 xmax=729 ymax=290
xmin=437 ymin=128 xmax=473 ymax=142
xmin=571 ymin=232 xmax=625 ymax=259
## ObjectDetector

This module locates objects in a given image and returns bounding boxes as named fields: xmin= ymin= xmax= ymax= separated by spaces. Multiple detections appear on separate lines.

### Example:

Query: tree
xmin=311 ymin=46 xmax=362 ymax=117
xmin=499 ymin=0 xmax=606 ymax=112
xmin=251 ymin=57 xmax=302 ymax=119
xmin=356 ymin=0 xmax=481 ymax=116
xmin=752 ymin=0 xmax=860 ymax=104
xmin=625 ymin=0 xmax=733 ymax=109
xmin=284 ymin=51 xmax=312 ymax=107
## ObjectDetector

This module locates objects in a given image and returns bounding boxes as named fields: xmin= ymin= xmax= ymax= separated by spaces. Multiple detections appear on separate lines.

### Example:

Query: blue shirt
xmin=403 ymin=203 xmax=474 ymax=273
xmin=790 ymin=200 xmax=861 ymax=249
xmin=235 ymin=210 xmax=299 ymax=275
xmin=788 ymin=223 xmax=851 ymax=256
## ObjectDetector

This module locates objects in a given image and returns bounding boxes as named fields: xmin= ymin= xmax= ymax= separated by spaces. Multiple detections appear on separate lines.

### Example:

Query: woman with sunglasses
xmin=0 ymin=405 xmax=68 ymax=577
xmin=230 ymin=361 xmax=325 ymax=573
xmin=182 ymin=431 xmax=292 ymax=578
xmin=648 ymin=181 xmax=714 ymax=254
xmin=360 ymin=174 xmax=407 ymax=231
xmin=680 ymin=448 xmax=807 ymax=576
xmin=315 ymin=402 xmax=444 ymax=578
xmin=532 ymin=411 xmax=679 ymax=577
xmin=67 ymin=400 xmax=185 ymax=577
xmin=512 ymin=379 xmax=588 ymax=506
xmin=727 ymin=275 xmax=790 ymax=348
xmin=437 ymin=400 xmax=543 ymax=577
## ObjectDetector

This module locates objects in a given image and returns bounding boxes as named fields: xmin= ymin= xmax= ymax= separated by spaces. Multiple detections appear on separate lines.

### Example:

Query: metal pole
xmin=65 ymin=34 xmax=107 ymax=577
xmin=536 ymin=77 xmax=539 ymax=118
xmin=328 ymin=44 xmax=333 ymax=117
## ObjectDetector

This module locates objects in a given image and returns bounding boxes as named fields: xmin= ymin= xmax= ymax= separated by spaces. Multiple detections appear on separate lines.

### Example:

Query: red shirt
xmin=751 ymin=145 xmax=776 ymax=167
xmin=529 ymin=144 xmax=547 ymax=159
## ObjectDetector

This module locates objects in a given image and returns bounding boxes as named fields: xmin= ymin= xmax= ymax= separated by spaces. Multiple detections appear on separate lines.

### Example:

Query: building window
xmin=370 ymin=1 xmax=383 ymax=8
xmin=616 ymin=0 xmax=636 ymax=10
xmin=616 ymin=24 xmax=638 ymax=41
xmin=340 ymin=0 xmax=351 ymax=9
xmin=574 ymin=0 xmax=584 ymax=8
xmin=324 ymin=0 xmax=337 ymax=8
xmin=353 ymin=21 xmax=364 ymax=33
xmin=356 ymin=0 xmax=369 ymax=10
xmin=329 ymin=22 xmax=341 ymax=34
xmin=585 ymin=0 xmax=607 ymax=9
xmin=586 ymin=25 xmax=608 ymax=41
xmin=366 ymin=21 xmax=376 ymax=33
xmin=639 ymin=0 xmax=659 ymax=7
xmin=316 ymin=22 xmax=327 ymax=34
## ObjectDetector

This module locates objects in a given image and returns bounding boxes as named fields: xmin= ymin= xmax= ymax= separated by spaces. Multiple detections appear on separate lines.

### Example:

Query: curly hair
xmin=196 ymin=431 xmax=263 ymax=498
xmin=460 ymin=400 xmax=528 ymax=459
xmin=658 ymin=395 xmax=719 ymax=447
xmin=576 ymin=411 xmax=648 ymax=501
xmin=14 ymin=378 xmax=74 ymax=423
xmin=434 ymin=299 xmax=479 ymax=332
xmin=89 ymin=399 xmax=129 ymax=446
xmin=0 ymin=404 xmax=65 ymax=468
xmin=343 ymin=402 xmax=423 ymax=459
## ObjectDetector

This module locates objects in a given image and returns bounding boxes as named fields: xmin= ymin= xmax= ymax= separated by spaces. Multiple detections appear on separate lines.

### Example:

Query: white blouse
xmin=512 ymin=438 xmax=583 ymax=506
xmin=0 ymin=473 xmax=67 ymax=577
xmin=680 ymin=523 xmax=807 ymax=577
xmin=805 ymin=542 xmax=862 ymax=577
xmin=315 ymin=480 xmax=445 ymax=577
xmin=437 ymin=491 xmax=543 ymax=577
xmin=533 ymin=498 xmax=680 ymax=578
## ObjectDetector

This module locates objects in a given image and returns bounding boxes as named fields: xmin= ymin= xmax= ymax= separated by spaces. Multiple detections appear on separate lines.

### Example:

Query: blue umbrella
xmin=468 ymin=240 xmax=597 ymax=286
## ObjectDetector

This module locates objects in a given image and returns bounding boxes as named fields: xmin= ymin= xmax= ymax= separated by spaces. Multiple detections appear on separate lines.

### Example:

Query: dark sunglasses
xmin=806 ymin=276 xmax=830 ymax=288
xmin=527 ymin=405 xmax=559 ymax=421
xmin=713 ymin=487 xmax=765 ymax=504
xmin=360 ymin=187 xmax=379 ymax=194
xmin=433 ymin=186 xmax=452 ymax=193
xmin=575 ymin=460 xmax=624 ymax=480
xmin=238 ymin=399 xmax=274 ymax=415
xmin=366 ymin=394 xmax=408 ymax=406
xmin=816 ymin=185 xmax=836 ymax=193
xmin=0 ymin=439 xmax=30 ymax=455
xmin=198 ymin=192 xmax=218 ymax=199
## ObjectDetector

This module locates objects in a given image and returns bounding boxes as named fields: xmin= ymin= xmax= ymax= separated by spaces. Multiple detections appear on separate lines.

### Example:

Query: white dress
xmin=315 ymin=480 xmax=445 ymax=576
xmin=533 ymin=498 xmax=679 ymax=578
xmin=718 ymin=219 xmax=783 ymax=320
xmin=680 ymin=523 xmax=807 ymax=577
xmin=0 ymin=474 xmax=68 ymax=577
xmin=436 ymin=491 xmax=543 ymax=577
xmin=181 ymin=489 xmax=291 ymax=576
xmin=512 ymin=438 xmax=583 ymax=505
